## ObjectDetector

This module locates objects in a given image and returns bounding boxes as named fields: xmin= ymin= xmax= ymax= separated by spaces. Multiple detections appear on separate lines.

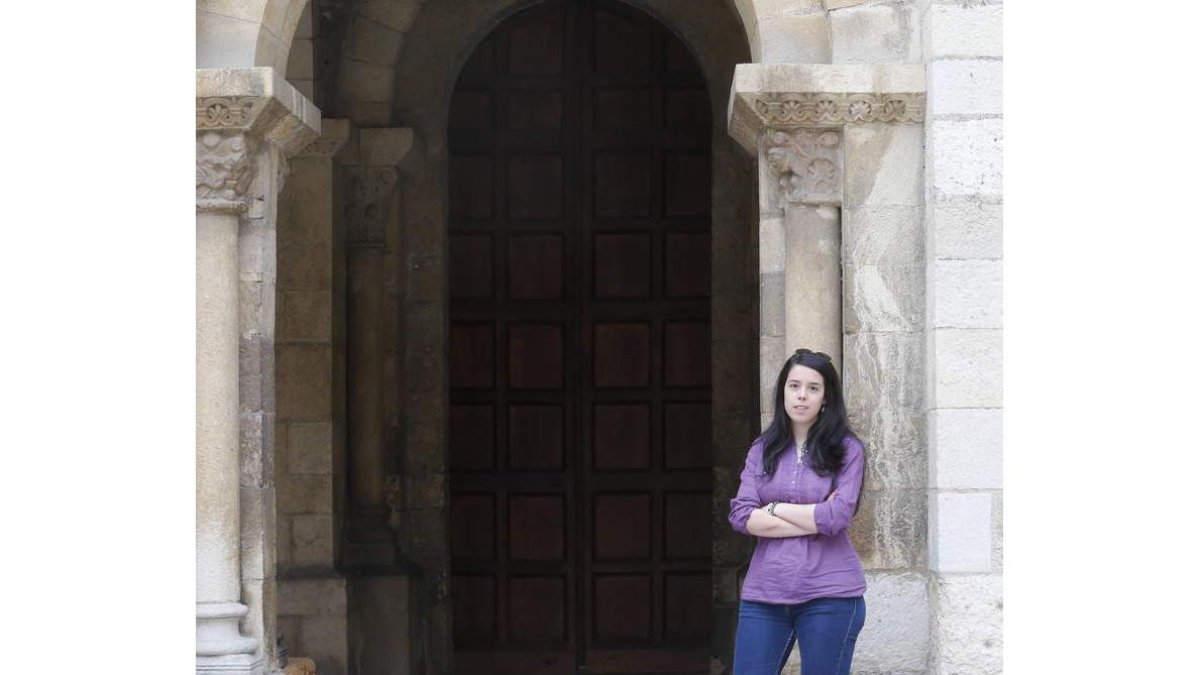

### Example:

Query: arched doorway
xmin=446 ymin=1 xmax=713 ymax=672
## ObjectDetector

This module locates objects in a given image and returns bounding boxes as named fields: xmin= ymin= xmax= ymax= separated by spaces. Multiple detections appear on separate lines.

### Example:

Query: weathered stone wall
xmin=841 ymin=120 xmax=930 ymax=675
xmin=335 ymin=0 xmax=424 ymax=124
xmin=195 ymin=2 xmax=1002 ymax=674
xmin=239 ymin=141 xmax=287 ymax=674
xmin=731 ymin=0 xmax=830 ymax=63
xmin=276 ymin=118 xmax=351 ymax=675
xmin=729 ymin=0 xmax=924 ymax=66
xmin=921 ymin=1 xmax=1003 ymax=674
xmin=829 ymin=0 xmax=923 ymax=64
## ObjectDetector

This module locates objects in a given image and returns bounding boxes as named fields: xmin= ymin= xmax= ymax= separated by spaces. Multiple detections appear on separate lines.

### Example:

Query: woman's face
xmin=783 ymin=363 xmax=825 ymax=429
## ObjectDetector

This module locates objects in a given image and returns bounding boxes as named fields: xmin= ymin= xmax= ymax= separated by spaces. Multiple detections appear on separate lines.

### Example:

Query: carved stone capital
xmin=727 ymin=63 xmax=926 ymax=154
xmin=196 ymin=68 xmax=321 ymax=157
xmin=762 ymin=129 xmax=843 ymax=206
xmin=344 ymin=167 xmax=399 ymax=248
xmin=197 ymin=69 xmax=320 ymax=213
xmin=748 ymin=92 xmax=923 ymax=127
xmin=196 ymin=131 xmax=258 ymax=212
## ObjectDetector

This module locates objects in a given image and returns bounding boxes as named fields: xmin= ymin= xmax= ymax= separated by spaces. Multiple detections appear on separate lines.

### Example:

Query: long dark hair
xmin=757 ymin=348 xmax=859 ymax=478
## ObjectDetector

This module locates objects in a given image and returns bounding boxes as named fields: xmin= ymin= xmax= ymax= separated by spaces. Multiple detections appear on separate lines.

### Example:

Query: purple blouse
xmin=728 ymin=436 xmax=867 ymax=605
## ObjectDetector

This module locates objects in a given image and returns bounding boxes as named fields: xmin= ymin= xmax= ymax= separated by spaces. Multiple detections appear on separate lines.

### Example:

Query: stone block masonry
xmin=273 ymin=119 xmax=351 ymax=675
xmin=730 ymin=61 xmax=932 ymax=673
xmin=922 ymin=0 xmax=1003 ymax=672
xmin=829 ymin=1 xmax=923 ymax=65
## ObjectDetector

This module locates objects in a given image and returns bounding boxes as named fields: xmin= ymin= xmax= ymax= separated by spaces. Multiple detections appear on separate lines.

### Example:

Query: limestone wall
xmin=733 ymin=4 xmax=1004 ymax=673
xmin=275 ymin=119 xmax=351 ymax=675
xmin=842 ymin=120 xmax=931 ymax=675
xmin=921 ymin=1 xmax=1003 ymax=674
xmin=335 ymin=0 xmax=424 ymax=124
xmin=194 ymin=2 xmax=1004 ymax=674
xmin=829 ymin=0 xmax=923 ymax=64
xmin=239 ymin=143 xmax=287 ymax=674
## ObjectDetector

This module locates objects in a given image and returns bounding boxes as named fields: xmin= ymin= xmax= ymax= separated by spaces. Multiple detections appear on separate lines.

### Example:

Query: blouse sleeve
xmin=728 ymin=441 xmax=764 ymax=536
xmin=812 ymin=436 xmax=866 ymax=536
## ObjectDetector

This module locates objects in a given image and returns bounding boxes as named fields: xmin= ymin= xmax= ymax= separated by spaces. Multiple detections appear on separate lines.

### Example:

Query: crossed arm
xmin=729 ymin=439 xmax=864 ymax=539
xmin=745 ymin=493 xmax=837 ymax=538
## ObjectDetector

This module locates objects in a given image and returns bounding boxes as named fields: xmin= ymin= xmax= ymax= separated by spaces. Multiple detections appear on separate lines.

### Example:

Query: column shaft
xmin=196 ymin=208 xmax=259 ymax=665
xmin=783 ymin=203 xmax=842 ymax=364
xmin=197 ymin=211 xmax=243 ymax=603
xmin=348 ymin=250 xmax=386 ymax=513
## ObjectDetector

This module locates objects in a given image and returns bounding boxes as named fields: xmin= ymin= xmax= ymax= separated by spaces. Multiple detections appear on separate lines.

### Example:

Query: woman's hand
xmin=765 ymin=501 xmax=820 ymax=535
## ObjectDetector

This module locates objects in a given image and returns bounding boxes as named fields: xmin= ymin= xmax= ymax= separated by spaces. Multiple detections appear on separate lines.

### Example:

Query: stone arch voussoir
xmin=732 ymin=0 xmax=832 ymax=64
xmin=198 ymin=0 xmax=311 ymax=71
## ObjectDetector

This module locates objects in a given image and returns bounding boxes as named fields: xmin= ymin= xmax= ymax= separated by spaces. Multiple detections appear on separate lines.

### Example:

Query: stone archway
xmin=314 ymin=1 xmax=756 ymax=673
xmin=444 ymin=2 xmax=720 ymax=671
xmin=197 ymin=0 xmax=311 ymax=70
xmin=203 ymin=2 xmax=931 ymax=675
xmin=204 ymin=1 xmax=937 ymax=673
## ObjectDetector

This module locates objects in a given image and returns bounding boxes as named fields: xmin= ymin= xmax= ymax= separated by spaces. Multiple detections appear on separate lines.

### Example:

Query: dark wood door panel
xmin=450 ymin=2 xmax=711 ymax=673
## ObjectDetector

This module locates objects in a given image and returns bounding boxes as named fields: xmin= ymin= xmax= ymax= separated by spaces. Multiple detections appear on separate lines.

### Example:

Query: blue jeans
xmin=732 ymin=597 xmax=866 ymax=675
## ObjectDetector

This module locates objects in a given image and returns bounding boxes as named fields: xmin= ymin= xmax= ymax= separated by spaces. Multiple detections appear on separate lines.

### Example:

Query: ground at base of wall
xmin=283 ymin=657 xmax=317 ymax=675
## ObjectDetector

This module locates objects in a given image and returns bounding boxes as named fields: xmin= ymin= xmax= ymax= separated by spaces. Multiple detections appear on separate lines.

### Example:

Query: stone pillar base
xmin=197 ymin=601 xmax=259 ymax=658
xmin=196 ymin=653 xmax=265 ymax=674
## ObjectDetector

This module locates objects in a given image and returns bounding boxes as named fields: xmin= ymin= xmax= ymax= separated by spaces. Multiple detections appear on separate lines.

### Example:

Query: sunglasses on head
xmin=794 ymin=348 xmax=832 ymax=362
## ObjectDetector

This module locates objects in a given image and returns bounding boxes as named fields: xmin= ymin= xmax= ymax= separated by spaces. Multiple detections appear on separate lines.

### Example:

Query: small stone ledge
xmin=197 ymin=67 xmax=322 ymax=156
xmin=728 ymin=63 xmax=926 ymax=154
xmin=297 ymin=119 xmax=352 ymax=160
xmin=360 ymin=127 xmax=415 ymax=167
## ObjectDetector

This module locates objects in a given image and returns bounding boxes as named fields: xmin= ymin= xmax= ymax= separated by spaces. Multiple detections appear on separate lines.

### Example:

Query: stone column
xmin=197 ymin=67 xmax=319 ymax=675
xmin=197 ymin=129 xmax=260 ymax=671
xmin=764 ymin=129 xmax=844 ymax=350
xmin=339 ymin=127 xmax=414 ymax=565
xmin=729 ymin=63 xmax=931 ymax=673
xmin=337 ymin=126 xmax=420 ymax=675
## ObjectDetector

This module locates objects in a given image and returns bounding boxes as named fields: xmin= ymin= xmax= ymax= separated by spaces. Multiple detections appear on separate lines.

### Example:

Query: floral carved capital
xmin=761 ymin=129 xmax=842 ymax=205
xmin=343 ymin=167 xmax=399 ymax=248
xmin=196 ymin=131 xmax=258 ymax=212
xmin=195 ymin=72 xmax=320 ymax=156
xmin=197 ymin=97 xmax=261 ymax=130
xmin=748 ymin=93 xmax=924 ymax=128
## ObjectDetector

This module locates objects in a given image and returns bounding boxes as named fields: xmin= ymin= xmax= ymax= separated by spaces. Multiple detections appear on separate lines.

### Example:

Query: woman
xmin=728 ymin=348 xmax=867 ymax=675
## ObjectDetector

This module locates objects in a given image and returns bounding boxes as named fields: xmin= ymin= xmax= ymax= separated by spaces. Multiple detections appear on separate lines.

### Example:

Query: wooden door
xmin=448 ymin=2 xmax=712 ymax=673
